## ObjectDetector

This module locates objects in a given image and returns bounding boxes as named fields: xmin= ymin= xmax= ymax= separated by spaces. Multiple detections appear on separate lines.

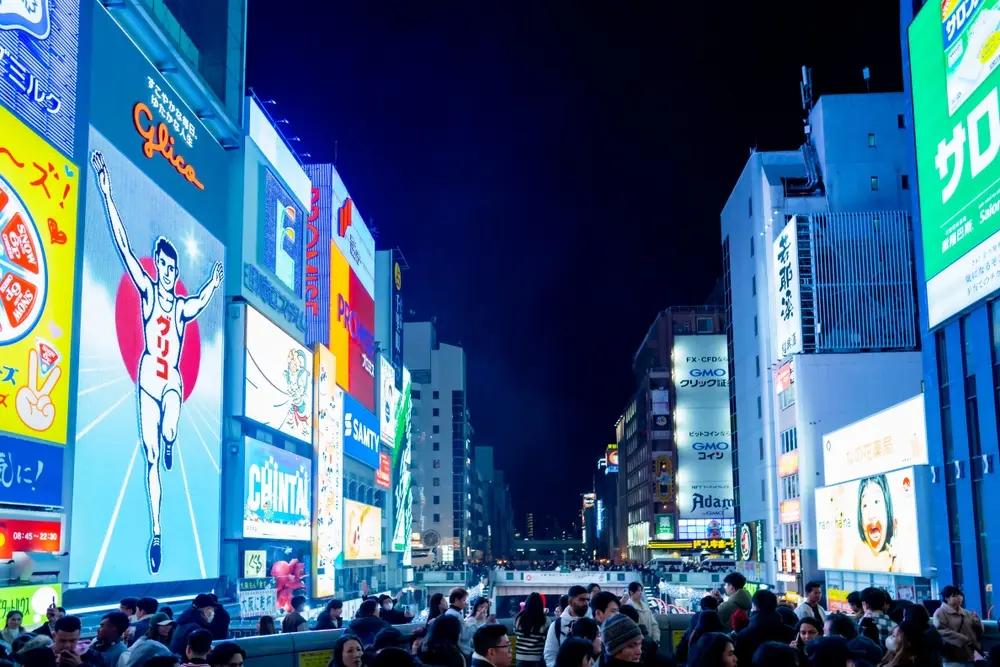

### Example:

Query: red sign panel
xmin=776 ymin=363 xmax=793 ymax=392
xmin=0 ymin=519 xmax=61 ymax=558
xmin=375 ymin=452 xmax=391 ymax=489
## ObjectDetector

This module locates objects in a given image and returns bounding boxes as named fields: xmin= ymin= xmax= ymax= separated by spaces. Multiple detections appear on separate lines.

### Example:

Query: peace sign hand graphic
xmin=16 ymin=350 xmax=61 ymax=432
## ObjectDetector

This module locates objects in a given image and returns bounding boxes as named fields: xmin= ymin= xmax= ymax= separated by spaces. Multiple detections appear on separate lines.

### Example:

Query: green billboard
xmin=911 ymin=1 xmax=1000 ymax=327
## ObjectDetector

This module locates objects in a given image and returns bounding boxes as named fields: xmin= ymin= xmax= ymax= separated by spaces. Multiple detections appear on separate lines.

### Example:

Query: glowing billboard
xmin=605 ymin=444 xmax=619 ymax=473
xmin=312 ymin=345 xmax=343 ymax=598
xmin=243 ymin=437 xmax=311 ymax=541
xmin=344 ymin=499 xmax=381 ymax=560
xmin=261 ymin=169 xmax=304 ymax=296
xmin=391 ymin=367 xmax=412 ymax=553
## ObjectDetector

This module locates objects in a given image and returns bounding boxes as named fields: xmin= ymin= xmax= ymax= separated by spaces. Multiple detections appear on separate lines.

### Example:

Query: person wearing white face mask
xmin=169 ymin=594 xmax=217 ymax=655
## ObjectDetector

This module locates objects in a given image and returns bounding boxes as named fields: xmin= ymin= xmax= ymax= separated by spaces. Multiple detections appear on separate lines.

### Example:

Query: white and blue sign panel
xmin=261 ymin=168 xmax=304 ymax=297
xmin=243 ymin=437 xmax=311 ymax=541
xmin=342 ymin=389 xmax=378 ymax=468
xmin=0 ymin=436 xmax=62 ymax=506
xmin=70 ymin=127 xmax=225 ymax=586
xmin=0 ymin=0 xmax=78 ymax=157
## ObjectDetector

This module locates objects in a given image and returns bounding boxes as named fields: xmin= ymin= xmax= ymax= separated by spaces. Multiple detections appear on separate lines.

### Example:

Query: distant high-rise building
xmin=526 ymin=513 xmax=535 ymax=540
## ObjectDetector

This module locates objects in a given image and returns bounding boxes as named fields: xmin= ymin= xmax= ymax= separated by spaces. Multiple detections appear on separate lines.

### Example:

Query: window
xmin=433 ymin=408 xmax=440 ymax=417
xmin=752 ymin=275 xmax=756 ymax=296
xmin=760 ymin=478 xmax=765 ymax=501
xmin=757 ymin=395 xmax=762 ymax=419
xmin=780 ymin=427 xmax=798 ymax=453
xmin=697 ymin=317 xmax=713 ymax=334
xmin=433 ymin=495 xmax=440 ymax=505
xmin=433 ymin=442 xmax=440 ymax=451
xmin=782 ymin=473 xmax=800 ymax=500
xmin=433 ymin=477 xmax=440 ymax=487
xmin=778 ymin=382 xmax=797 ymax=410
xmin=867 ymin=133 xmax=876 ymax=147
xmin=870 ymin=176 xmax=879 ymax=190
xmin=748 ymin=197 xmax=753 ymax=217
xmin=412 ymin=390 xmax=421 ymax=399
xmin=432 ymin=425 xmax=439 ymax=434
xmin=897 ymin=113 xmax=906 ymax=129
xmin=433 ymin=391 xmax=439 ymax=399
xmin=754 ymin=315 xmax=758 ymax=337
xmin=433 ymin=513 xmax=440 ymax=523
xmin=784 ymin=522 xmax=802 ymax=547
xmin=759 ymin=437 xmax=764 ymax=461
xmin=755 ymin=356 xmax=760 ymax=377
xmin=750 ymin=236 xmax=755 ymax=257
xmin=433 ymin=460 xmax=441 ymax=469
xmin=901 ymin=174 xmax=910 ymax=190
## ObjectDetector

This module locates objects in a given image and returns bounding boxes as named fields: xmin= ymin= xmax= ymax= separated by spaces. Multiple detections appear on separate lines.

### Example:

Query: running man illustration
xmin=90 ymin=151 xmax=224 ymax=574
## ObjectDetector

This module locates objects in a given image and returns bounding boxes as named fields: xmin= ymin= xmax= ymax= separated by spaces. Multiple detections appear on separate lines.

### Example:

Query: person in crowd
xmin=428 ymin=594 xmax=448 ymax=626
xmin=860 ymin=587 xmax=898 ymax=651
xmin=569 ymin=618 xmax=600 ymax=657
xmin=555 ymin=638 xmax=596 ymax=667
xmin=796 ymin=582 xmax=828 ymax=622
xmin=847 ymin=592 xmax=865 ymax=621
xmin=676 ymin=596 xmax=720 ymax=664
xmin=717 ymin=573 xmax=752 ymax=630
xmin=206 ymin=642 xmax=245 ymax=667
xmin=118 ymin=612 xmax=177 ymax=667
xmin=2 ymin=611 xmax=25 ymax=645
xmin=42 ymin=616 xmax=80 ymax=667
xmin=824 ymin=613 xmax=858 ymax=641
xmin=860 ymin=617 xmax=883 ymax=646
xmin=13 ymin=633 xmax=51 ymax=661
xmin=804 ymin=635 xmax=866 ymax=667
xmin=34 ymin=606 xmax=65 ymax=638
xmin=373 ymin=648 xmax=415 ymax=667
xmin=328 ymin=635 xmax=363 ymax=667
xmin=87 ymin=611 xmax=130 ymax=666
xmin=752 ymin=641 xmax=798 ymax=667
xmin=733 ymin=588 xmax=796 ymax=667
xmin=881 ymin=620 xmax=940 ymax=667
xmin=206 ymin=594 xmax=230 ymax=642
xmin=688 ymin=632 xmax=737 ymax=667
xmin=445 ymin=588 xmax=476 ymax=659
xmin=160 ymin=608 xmax=174 ymax=621
xmin=730 ymin=609 xmax=750 ymax=637
xmin=621 ymin=583 xmax=659 ymax=645
xmin=169 ymin=595 xmax=217 ymax=655
xmin=281 ymin=596 xmax=310 ymax=634
xmin=587 ymin=585 xmax=602 ymax=602
xmin=616 ymin=606 xmax=669 ymax=667
xmin=776 ymin=604 xmax=800 ymax=628
xmin=472 ymin=624 xmax=512 ymax=667
xmin=591 ymin=593 xmax=619 ymax=626
xmin=378 ymin=595 xmax=411 ymax=625
xmin=316 ymin=600 xmax=344 ymax=630
xmin=554 ymin=596 xmax=570 ymax=619
xmin=544 ymin=586 xmax=591 ymax=667
xmin=599 ymin=614 xmax=644 ymax=666
xmin=347 ymin=599 xmax=389 ymax=647
xmin=515 ymin=593 xmax=549 ymax=667
xmin=119 ymin=600 xmax=138 ymax=621
xmin=256 ymin=616 xmax=276 ymax=636
xmin=410 ymin=627 xmax=427 ymax=655
xmin=127 ymin=598 xmax=159 ymax=647
xmin=933 ymin=586 xmax=983 ymax=666
xmin=791 ymin=617 xmax=823 ymax=663
xmin=902 ymin=604 xmax=943 ymax=660
xmin=419 ymin=613 xmax=466 ymax=667
xmin=369 ymin=626 xmax=407 ymax=661
xmin=180 ymin=629 xmax=213 ymax=666
xmin=466 ymin=597 xmax=494 ymax=638
xmin=19 ymin=645 xmax=56 ymax=667
xmin=689 ymin=611 xmax=725 ymax=653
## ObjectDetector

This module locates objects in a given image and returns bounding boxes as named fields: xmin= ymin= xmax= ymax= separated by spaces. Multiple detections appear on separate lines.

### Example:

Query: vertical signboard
xmin=654 ymin=455 xmax=675 ymax=508
xmin=773 ymin=217 xmax=802 ymax=358
xmin=391 ymin=259 xmax=403 ymax=389
xmin=911 ymin=2 xmax=1000 ymax=326
xmin=0 ymin=0 xmax=79 ymax=158
xmin=673 ymin=335 xmax=734 ymax=519
xmin=379 ymin=355 xmax=398 ymax=447
xmin=736 ymin=520 xmax=765 ymax=562
xmin=261 ymin=169 xmax=304 ymax=296
xmin=605 ymin=444 xmax=619 ymax=473
xmin=312 ymin=345 xmax=342 ymax=599
xmin=391 ymin=367 xmax=412 ymax=553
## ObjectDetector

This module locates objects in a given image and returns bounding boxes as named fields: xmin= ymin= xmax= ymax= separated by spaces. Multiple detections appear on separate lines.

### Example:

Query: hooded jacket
xmin=543 ymin=607 xmax=589 ymax=667
xmin=623 ymin=596 xmax=660 ymax=643
xmin=117 ymin=636 xmax=173 ymax=667
xmin=347 ymin=614 xmax=390 ymax=647
xmin=169 ymin=608 xmax=210 ymax=655
xmin=717 ymin=589 xmax=752 ymax=629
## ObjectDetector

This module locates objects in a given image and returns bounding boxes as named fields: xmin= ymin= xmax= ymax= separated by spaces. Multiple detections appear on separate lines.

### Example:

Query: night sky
xmin=246 ymin=2 xmax=904 ymax=525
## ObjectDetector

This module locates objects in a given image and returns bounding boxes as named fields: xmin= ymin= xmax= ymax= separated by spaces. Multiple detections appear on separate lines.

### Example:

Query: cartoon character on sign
xmin=90 ymin=151 xmax=224 ymax=574
xmin=283 ymin=350 xmax=310 ymax=437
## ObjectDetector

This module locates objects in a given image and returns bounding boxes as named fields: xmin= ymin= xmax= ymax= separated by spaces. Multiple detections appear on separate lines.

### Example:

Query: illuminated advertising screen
xmin=344 ymin=499 xmax=382 ymax=560
xmin=261 ymin=169 xmax=304 ymax=296
xmin=312 ymin=345 xmax=343 ymax=598
xmin=244 ymin=306 xmax=314 ymax=443
xmin=773 ymin=217 xmax=802 ymax=358
xmin=0 ymin=518 xmax=61 ymax=557
xmin=910 ymin=2 xmax=1000 ymax=326
xmin=815 ymin=467 xmax=924 ymax=576
xmin=329 ymin=244 xmax=375 ymax=411
xmin=583 ymin=493 xmax=596 ymax=509
xmin=736 ymin=520 xmax=766 ymax=562
xmin=822 ymin=395 xmax=928 ymax=487
xmin=391 ymin=367 xmax=412 ymax=553
xmin=0 ymin=0 xmax=79 ymax=157
xmin=0 ymin=103 xmax=79 ymax=507
xmin=673 ymin=335 xmax=733 ymax=519
xmin=376 ymin=452 xmax=391 ymax=489
xmin=379 ymin=355 xmax=398 ymax=447
xmin=70 ymin=127 xmax=225 ymax=586
xmin=390 ymin=259 xmax=403 ymax=389
xmin=243 ymin=437 xmax=311 ymax=541
xmin=605 ymin=444 xmax=619 ymax=473
xmin=342 ymin=390 xmax=379 ymax=468
xmin=654 ymin=455 xmax=674 ymax=507
xmin=0 ymin=583 xmax=60 ymax=626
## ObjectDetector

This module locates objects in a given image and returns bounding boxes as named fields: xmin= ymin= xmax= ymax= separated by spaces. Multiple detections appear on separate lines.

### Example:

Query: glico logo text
xmin=337 ymin=294 xmax=376 ymax=353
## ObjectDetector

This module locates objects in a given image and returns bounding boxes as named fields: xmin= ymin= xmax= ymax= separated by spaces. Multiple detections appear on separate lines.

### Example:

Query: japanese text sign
xmin=773 ymin=217 xmax=802 ymax=358
xmin=0 ymin=583 xmax=59 ymax=625
xmin=238 ymin=577 xmax=277 ymax=619
xmin=244 ymin=549 xmax=266 ymax=578
xmin=0 ymin=107 xmax=78 ymax=458
xmin=376 ymin=451 xmax=391 ymax=489
xmin=0 ymin=517 xmax=60 ymax=557
xmin=0 ymin=0 xmax=79 ymax=158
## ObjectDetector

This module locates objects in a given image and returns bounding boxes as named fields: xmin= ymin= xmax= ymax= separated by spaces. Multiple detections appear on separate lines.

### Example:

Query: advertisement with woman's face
xmin=815 ymin=467 xmax=922 ymax=576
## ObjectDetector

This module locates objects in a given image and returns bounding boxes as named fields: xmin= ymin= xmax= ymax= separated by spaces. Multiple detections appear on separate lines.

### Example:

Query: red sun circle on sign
xmin=114 ymin=257 xmax=202 ymax=402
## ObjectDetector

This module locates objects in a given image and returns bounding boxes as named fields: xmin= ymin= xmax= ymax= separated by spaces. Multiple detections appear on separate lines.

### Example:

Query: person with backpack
xmin=543 ymin=586 xmax=591 ymax=667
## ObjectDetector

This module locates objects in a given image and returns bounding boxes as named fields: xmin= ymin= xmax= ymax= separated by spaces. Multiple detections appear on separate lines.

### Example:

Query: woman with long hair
xmin=328 ymin=634 xmax=364 ymax=667
xmin=880 ymin=620 xmax=939 ymax=667
xmin=689 ymin=610 xmax=725 ymax=654
xmin=688 ymin=632 xmax=737 ymax=667
xmin=514 ymin=593 xmax=548 ymax=667
xmin=419 ymin=613 xmax=466 ymax=667
xmin=256 ymin=615 xmax=276 ymax=636
xmin=427 ymin=593 xmax=447 ymax=626
xmin=555 ymin=637 xmax=596 ymax=667
xmin=1 ymin=611 xmax=24 ymax=645
xmin=791 ymin=616 xmax=823 ymax=663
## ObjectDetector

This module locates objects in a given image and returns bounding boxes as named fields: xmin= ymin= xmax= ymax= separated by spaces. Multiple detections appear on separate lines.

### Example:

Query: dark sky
xmin=246 ymin=2 xmax=903 ymax=525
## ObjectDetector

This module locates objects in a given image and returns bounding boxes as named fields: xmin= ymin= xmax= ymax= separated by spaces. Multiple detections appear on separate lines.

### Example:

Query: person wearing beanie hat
xmin=600 ymin=614 xmax=643 ymax=665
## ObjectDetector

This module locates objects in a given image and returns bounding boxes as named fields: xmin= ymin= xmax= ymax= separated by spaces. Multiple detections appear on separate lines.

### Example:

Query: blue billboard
xmin=243 ymin=438 xmax=311 ymax=541
xmin=0 ymin=436 xmax=62 ymax=507
xmin=261 ymin=169 xmax=304 ymax=297
xmin=0 ymin=0 xmax=79 ymax=157
xmin=342 ymin=390 xmax=378 ymax=468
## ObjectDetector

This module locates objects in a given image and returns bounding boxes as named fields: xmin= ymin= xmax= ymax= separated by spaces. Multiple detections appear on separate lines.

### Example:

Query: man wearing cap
xmin=543 ymin=585 xmax=592 ymax=667
xmin=170 ymin=594 xmax=216 ymax=655
xmin=600 ymin=614 xmax=644 ymax=665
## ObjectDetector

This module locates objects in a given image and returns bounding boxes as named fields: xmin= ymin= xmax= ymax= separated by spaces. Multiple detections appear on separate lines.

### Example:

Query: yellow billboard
xmin=0 ymin=106 xmax=78 ymax=445
xmin=344 ymin=499 xmax=382 ymax=560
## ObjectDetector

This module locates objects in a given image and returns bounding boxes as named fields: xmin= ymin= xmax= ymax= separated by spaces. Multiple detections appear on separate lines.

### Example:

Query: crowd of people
xmin=0 ymin=594 xmax=246 ymax=667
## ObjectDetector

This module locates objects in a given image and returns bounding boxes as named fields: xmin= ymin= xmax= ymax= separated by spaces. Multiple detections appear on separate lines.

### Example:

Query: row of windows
xmin=784 ymin=522 xmax=802 ymax=548
xmin=410 ymin=390 xmax=441 ymax=400
xmin=778 ymin=383 xmax=796 ymax=410
xmin=781 ymin=473 xmax=799 ymax=501
xmin=780 ymin=427 xmax=798 ymax=453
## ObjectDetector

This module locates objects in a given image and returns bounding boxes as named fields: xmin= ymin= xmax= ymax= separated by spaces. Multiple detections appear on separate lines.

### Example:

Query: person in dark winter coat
xmin=733 ymin=590 xmax=796 ymax=667
xmin=752 ymin=641 xmax=798 ymax=667
xmin=169 ymin=595 xmax=216 ymax=655
xmin=347 ymin=600 xmax=390 ymax=648
xmin=675 ymin=596 xmax=719 ymax=664
xmin=206 ymin=595 xmax=230 ymax=641
xmin=419 ymin=613 xmax=466 ymax=667
xmin=316 ymin=600 xmax=344 ymax=630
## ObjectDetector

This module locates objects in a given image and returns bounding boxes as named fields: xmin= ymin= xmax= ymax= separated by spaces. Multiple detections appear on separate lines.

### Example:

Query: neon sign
xmin=133 ymin=102 xmax=204 ymax=190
